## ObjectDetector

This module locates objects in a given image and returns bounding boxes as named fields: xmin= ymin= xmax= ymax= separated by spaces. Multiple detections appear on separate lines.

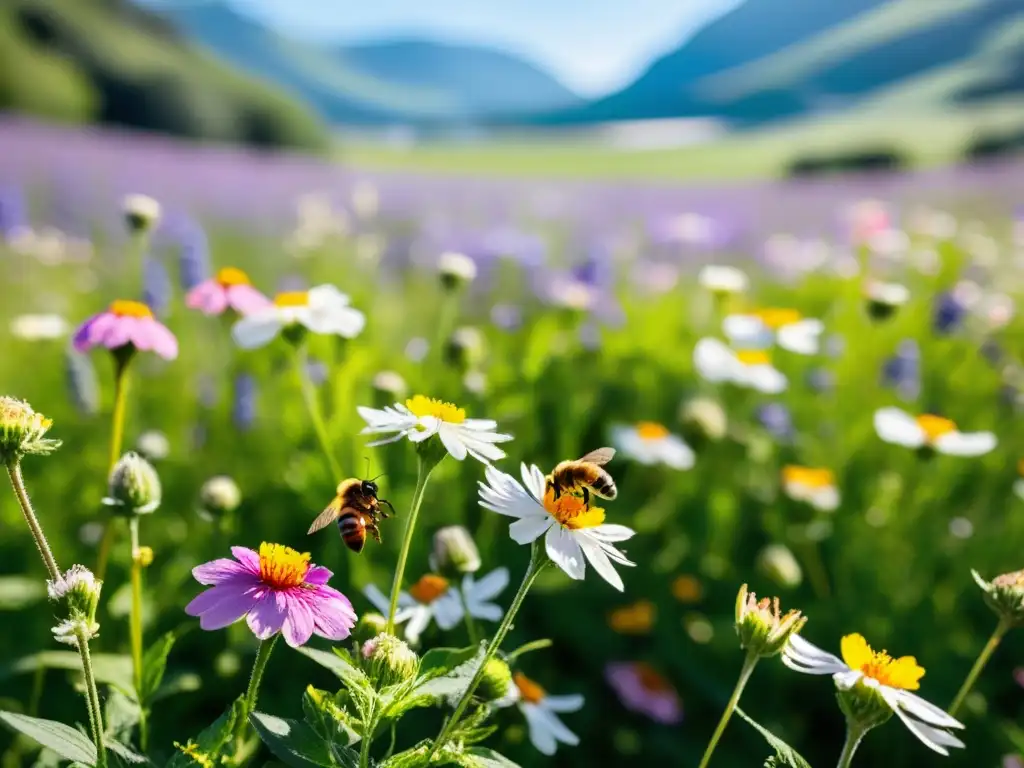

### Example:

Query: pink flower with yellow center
xmin=479 ymin=462 xmax=635 ymax=591
xmin=185 ymin=267 xmax=271 ymax=317
xmin=185 ymin=543 xmax=356 ymax=647
xmin=784 ymin=632 xmax=964 ymax=755
xmin=874 ymin=407 xmax=996 ymax=456
xmin=605 ymin=661 xmax=682 ymax=724
xmin=73 ymin=300 xmax=177 ymax=360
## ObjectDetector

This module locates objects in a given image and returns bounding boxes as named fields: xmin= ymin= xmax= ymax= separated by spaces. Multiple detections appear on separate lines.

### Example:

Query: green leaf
xmin=167 ymin=697 xmax=243 ymax=768
xmin=0 ymin=712 xmax=98 ymax=766
xmin=0 ymin=652 xmax=133 ymax=694
xmin=302 ymin=687 xmax=359 ymax=747
xmin=736 ymin=708 xmax=813 ymax=768
xmin=0 ymin=576 xmax=46 ymax=610
xmin=105 ymin=740 xmax=149 ymax=765
xmin=416 ymin=645 xmax=481 ymax=682
xmin=139 ymin=631 xmax=177 ymax=703
xmin=250 ymin=712 xmax=356 ymax=768
xmin=404 ymin=644 xmax=486 ymax=711
xmin=296 ymin=647 xmax=373 ymax=720
xmin=103 ymin=688 xmax=141 ymax=743
xmin=455 ymin=747 xmax=521 ymax=768
xmin=152 ymin=671 xmax=202 ymax=702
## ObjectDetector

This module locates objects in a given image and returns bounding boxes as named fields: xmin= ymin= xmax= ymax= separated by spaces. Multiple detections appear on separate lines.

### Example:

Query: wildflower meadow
xmin=1 ymin=118 xmax=1023 ymax=768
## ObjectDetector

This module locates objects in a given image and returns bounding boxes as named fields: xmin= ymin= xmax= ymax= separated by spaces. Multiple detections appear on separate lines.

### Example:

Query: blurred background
xmin=1 ymin=1 xmax=1023 ymax=767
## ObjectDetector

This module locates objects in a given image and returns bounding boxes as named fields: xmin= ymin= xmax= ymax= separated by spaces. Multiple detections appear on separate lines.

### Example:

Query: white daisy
xmin=865 ymin=280 xmax=910 ymax=309
xmin=610 ymin=422 xmax=694 ymax=470
xmin=511 ymin=672 xmax=583 ymax=756
xmin=873 ymin=407 xmax=996 ymax=456
xmin=231 ymin=284 xmax=365 ymax=349
xmin=697 ymin=264 xmax=748 ymax=295
xmin=358 ymin=395 xmax=511 ymax=464
xmin=783 ymin=633 xmax=964 ymax=756
xmin=693 ymin=338 xmax=787 ymax=393
xmin=9 ymin=314 xmax=68 ymax=341
xmin=723 ymin=308 xmax=824 ymax=355
xmin=781 ymin=465 xmax=840 ymax=512
xmin=478 ymin=463 xmax=635 ymax=591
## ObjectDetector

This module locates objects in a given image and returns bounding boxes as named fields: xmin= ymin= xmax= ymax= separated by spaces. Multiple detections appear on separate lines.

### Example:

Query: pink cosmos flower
xmin=73 ymin=300 xmax=178 ymax=359
xmin=185 ymin=543 xmax=356 ymax=647
xmin=186 ymin=267 xmax=271 ymax=316
xmin=605 ymin=661 xmax=683 ymax=724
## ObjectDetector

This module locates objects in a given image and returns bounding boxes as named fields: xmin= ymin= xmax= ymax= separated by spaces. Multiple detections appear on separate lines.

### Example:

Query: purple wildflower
xmin=73 ymin=300 xmax=178 ymax=360
xmin=605 ymin=662 xmax=682 ymax=724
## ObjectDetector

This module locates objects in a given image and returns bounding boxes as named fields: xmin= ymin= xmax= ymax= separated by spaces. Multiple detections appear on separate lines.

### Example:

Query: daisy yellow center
xmin=258 ymin=543 xmax=310 ymax=589
xmin=543 ymin=486 xmax=606 ymax=529
xmin=840 ymin=633 xmax=924 ymax=691
xmin=408 ymin=574 xmax=450 ymax=604
xmin=754 ymin=308 xmax=801 ymax=329
xmin=782 ymin=465 xmax=835 ymax=489
xmin=109 ymin=300 xmax=153 ymax=319
xmin=405 ymin=395 xmax=466 ymax=424
xmin=736 ymin=350 xmax=770 ymax=366
xmin=216 ymin=267 xmax=251 ymax=286
xmin=636 ymin=421 xmax=670 ymax=440
xmin=916 ymin=414 xmax=956 ymax=443
xmin=514 ymin=672 xmax=546 ymax=704
xmin=672 ymin=574 xmax=703 ymax=603
xmin=274 ymin=291 xmax=310 ymax=308
xmin=633 ymin=662 xmax=674 ymax=694
xmin=608 ymin=600 xmax=655 ymax=634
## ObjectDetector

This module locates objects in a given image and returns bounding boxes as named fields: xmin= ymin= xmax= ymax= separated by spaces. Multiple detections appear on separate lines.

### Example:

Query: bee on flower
xmin=605 ymin=662 xmax=682 ymax=724
xmin=874 ymin=407 xmax=996 ymax=457
xmin=73 ymin=300 xmax=178 ymax=361
xmin=781 ymin=465 xmax=840 ymax=511
xmin=783 ymin=632 xmax=965 ymax=755
xmin=358 ymin=395 xmax=511 ymax=464
xmin=610 ymin=421 xmax=694 ymax=470
xmin=231 ymin=284 xmax=365 ymax=349
xmin=185 ymin=267 xmax=271 ymax=317
xmin=509 ymin=671 xmax=584 ymax=755
xmin=723 ymin=307 xmax=824 ymax=356
xmin=694 ymin=338 xmax=787 ymax=393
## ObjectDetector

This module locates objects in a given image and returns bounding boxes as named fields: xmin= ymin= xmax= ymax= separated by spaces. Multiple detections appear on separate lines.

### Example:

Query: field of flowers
xmin=0 ymin=116 xmax=1023 ymax=768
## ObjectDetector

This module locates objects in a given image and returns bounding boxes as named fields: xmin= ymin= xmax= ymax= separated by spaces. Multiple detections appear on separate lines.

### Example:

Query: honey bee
xmin=546 ymin=447 xmax=617 ymax=504
xmin=307 ymin=477 xmax=395 ymax=553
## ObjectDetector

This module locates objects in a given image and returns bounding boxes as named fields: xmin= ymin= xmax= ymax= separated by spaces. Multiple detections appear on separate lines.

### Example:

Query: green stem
xmin=433 ymin=293 xmax=459 ymax=366
xmin=239 ymin=636 xmax=279 ymax=742
xmin=948 ymin=617 xmax=1011 ymax=717
xmin=358 ymin=697 xmax=376 ymax=768
xmin=801 ymin=540 xmax=831 ymax=600
xmin=76 ymin=628 xmax=108 ymax=768
xmin=426 ymin=543 xmax=548 ymax=761
xmin=293 ymin=346 xmax=343 ymax=483
xmin=835 ymin=723 xmax=868 ymax=768
xmin=97 ymin=359 xmax=131 ymax=581
xmin=5 ymin=461 xmax=61 ymax=582
xmin=459 ymin=584 xmax=480 ymax=645
xmin=385 ymin=458 xmax=435 ymax=634
xmin=128 ymin=517 xmax=147 ymax=751
xmin=697 ymin=652 xmax=760 ymax=768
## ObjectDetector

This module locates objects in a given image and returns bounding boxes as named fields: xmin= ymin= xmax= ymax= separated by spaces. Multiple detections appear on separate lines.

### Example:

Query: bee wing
xmin=307 ymin=500 xmax=341 ymax=535
xmin=578 ymin=447 xmax=615 ymax=466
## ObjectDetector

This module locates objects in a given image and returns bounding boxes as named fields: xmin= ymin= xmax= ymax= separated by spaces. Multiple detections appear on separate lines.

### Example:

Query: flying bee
xmin=307 ymin=476 xmax=395 ymax=553
xmin=546 ymin=447 xmax=617 ymax=505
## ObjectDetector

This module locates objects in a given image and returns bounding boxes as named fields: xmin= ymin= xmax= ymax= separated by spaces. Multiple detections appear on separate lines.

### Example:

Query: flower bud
xmin=734 ymin=584 xmax=806 ymax=658
xmin=444 ymin=327 xmax=486 ymax=372
xmin=438 ymin=251 xmax=477 ymax=290
xmin=756 ymin=544 xmax=803 ymax=589
xmin=135 ymin=546 xmax=154 ymax=568
xmin=362 ymin=633 xmax=419 ymax=687
xmin=353 ymin=612 xmax=389 ymax=644
xmin=0 ymin=396 xmax=60 ymax=462
xmin=122 ymin=194 xmax=161 ymax=234
xmin=198 ymin=475 xmax=242 ymax=519
xmin=135 ymin=430 xmax=170 ymax=461
xmin=104 ymin=452 xmax=161 ymax=515
xmin=430 ymin=525 xmax=481 ymax=577
xmin=836 ymin=677 xmax=894 ymax=731
xmin=678 ymin=396 xmax=727 ymax=446
xmin=52 ymin=617 xmax=100 ymax=648
xmin=372 ymin=371 xmax=408 ymax=404
xmin=973 ymin=569 xmax=1024 ymax=626
xmin=476 ymin=657 xmax=516 ymax=704
xmin=47 ymin=565 xmax=102 ymax=624
xmin=864 ymin=280 xmax=910 ymax=321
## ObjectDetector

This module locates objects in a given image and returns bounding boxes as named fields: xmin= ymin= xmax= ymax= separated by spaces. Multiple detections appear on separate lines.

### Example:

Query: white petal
xmin=545 ymin=526 xmax=585 ymax=580
xmin=534 ymin=705 xmax=579 ymax=746
xmin=231 ymin=313 xmax=282 ymax=349
xmin=744 ymin=364 xmax=788 ymax=393
xmin=308 ymin=284 xmax=350 ymax=307
xmin=879 ymin=688 xmax=964 ymax=755
xmin=363 ymin=584 xmax=391 ymax=614
xmin=661 ymin=436 xmax=696 ymax=469
xmin=889 ymin=689 xmax=963 ymax=730
xmin=467 ymin=567 xmax=509 ymax=600
xmin=480 ymin=465 xmax=547 ymax=520
xmin=510 ymin=515 xmax=552 ymax=545
xmin=577 ymin=534 xmax=625 ymax=591
xmin=523 ymin=463 xmax=547 ymax=501
xmin=460 ymin=434 xmax=507 ymax=463
xmin=404 ymin=606 xmax=432 ymax=644
xmin=811 ymin=486 xmax=840 ymax=512
xmin=543 ymin=694 xmax=585 ymax=713
xmin=694 ymin=337 xmax=738 ymax=382
xmin=431 ymin=592 xmax=464 ymax=630
xmin=723 ymin=315 xmax=772 ymax=348
xmin=587 ymin=524 xmax=635 ymax=543
xmin=874 ymin=407 xmax=925 ymax=448
xmin=934 ymin=431 xmax=997 ymax=456
xmin=521 ymin=704 xmax=558 ymax=756
xmin=777 ymin=319 xmax=823 ymax=355
xmin=783 ymin=635 xmax=848 ymax=675
xmin=437 ymin=425 xmax=468 ymax=460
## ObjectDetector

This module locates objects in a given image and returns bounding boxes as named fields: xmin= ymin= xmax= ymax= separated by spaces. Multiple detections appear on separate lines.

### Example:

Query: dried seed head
xmin=104 ymin=452 xmax=162 ymax=515
xmin=734 ymin=584 xmax=807 ymax=658
xmin=0 ymin=396 xmax=60 ymax=462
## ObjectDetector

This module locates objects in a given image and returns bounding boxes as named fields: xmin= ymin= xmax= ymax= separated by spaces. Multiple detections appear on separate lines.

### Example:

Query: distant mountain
xmin=154 ymin=1 xmax=581 ymax=126
xmin=536 ymin=0 xmax=1024 ymax=126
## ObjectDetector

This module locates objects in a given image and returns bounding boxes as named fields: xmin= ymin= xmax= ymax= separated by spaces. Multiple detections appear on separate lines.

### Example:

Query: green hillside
xmin=0 ymin=0 xmax=329 ymax=150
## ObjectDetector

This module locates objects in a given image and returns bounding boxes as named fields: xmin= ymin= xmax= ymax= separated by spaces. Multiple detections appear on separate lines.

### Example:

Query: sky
xmin=151 ymin=0 xmax=743 ymax=96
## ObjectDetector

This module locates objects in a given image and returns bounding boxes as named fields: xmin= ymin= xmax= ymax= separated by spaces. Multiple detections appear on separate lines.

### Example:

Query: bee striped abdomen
xmin=586 ymin=470 xmax=617 ymax=499
xmin=338 ymin=513 xmax=366 ymax=553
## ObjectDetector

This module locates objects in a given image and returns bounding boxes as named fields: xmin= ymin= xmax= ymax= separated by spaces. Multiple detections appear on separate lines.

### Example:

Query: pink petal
xmin=231 ymin=547 xmax=260 ymax=572
xmin=305 ymin=566 xmax=333 ymax=586
xmin=72 ymin=313 xmax=110 ymax=352
xmin=190 ymin=586 xmax=261 ymax=630
xmin=192 ymin=557 xmax=258 ymax=586
xmin=228 ymin=285 xmax=272 ymax=315
xmin=185 ymin=585 xmax=242 ymax=615
xmin=309 ymin=590 xmax=357 ymax=641
xmin=186 ymin=281 xmax=229 ymax=315
xmin=246 ymin=591 xmax=287 ymax=640
xmin=132 ymin=318 xmax=178 ymax=360
xmin=100 ymin=316 xmax=135 ymax=350
xmin=281 ymin=591 xmax=316 ymax=647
